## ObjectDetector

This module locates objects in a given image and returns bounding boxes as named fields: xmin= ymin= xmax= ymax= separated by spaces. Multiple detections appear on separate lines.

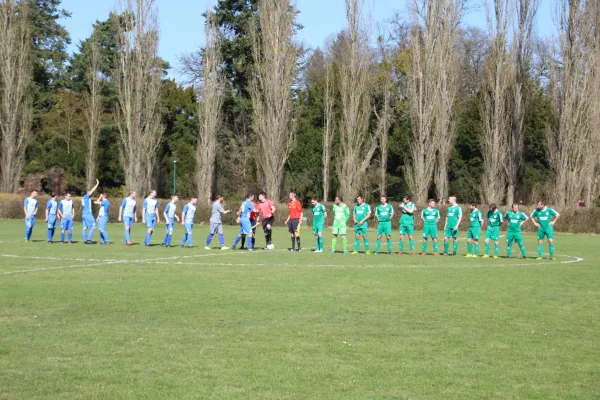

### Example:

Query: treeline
xmin=1 ymin=0 xmax=599 ymax=208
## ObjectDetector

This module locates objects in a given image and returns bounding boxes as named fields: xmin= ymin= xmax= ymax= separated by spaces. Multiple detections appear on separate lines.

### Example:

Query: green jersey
xmin=421 ymin=207 xmax=440 ymax=225
xmin=469 ymin=209 xmax=483 ymax=228
xmin=446 ymin=204 xmax=463 ymax=228
xmin=400 ymin=202 xmax=416 ymax=226
xmin=531 ymin=207 xmax=558 ymax=229
xmin=487 ymin=210 xmax=503 ymax=227
xmin=375 ymin=203 xmax=394 ymax=223
xmin=353 ymin=203 xmax=371 ymax=222
xmin=504 ymin=211 xmax=528 ymax=232
xmin=312 ymin=203 xmax=326 ymax=224
xmin=332 ymin=203 xmax=350 ymax=222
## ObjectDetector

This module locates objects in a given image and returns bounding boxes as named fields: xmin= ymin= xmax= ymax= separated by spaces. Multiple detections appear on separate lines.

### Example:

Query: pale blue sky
xmin=61 ymin=0 xmax=555 ymax=81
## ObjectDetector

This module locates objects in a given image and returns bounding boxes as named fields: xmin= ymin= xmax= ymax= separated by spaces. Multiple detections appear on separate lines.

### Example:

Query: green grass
xmin=0 ymin=220 xmax=598 ymax=399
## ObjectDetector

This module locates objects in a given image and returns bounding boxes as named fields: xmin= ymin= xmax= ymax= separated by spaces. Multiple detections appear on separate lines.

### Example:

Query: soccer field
xmin=0 ymin=220 xmax=598 ymax=399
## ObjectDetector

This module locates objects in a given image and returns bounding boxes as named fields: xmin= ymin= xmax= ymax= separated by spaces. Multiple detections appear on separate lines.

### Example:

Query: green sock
xmin=494 ymin=243 xmax=499 ymax=257
xmin=354 ymin=239 xmax=359 ymax=252
xmin=467 ymin=242 xmax=473 ymax=254
xmin=364 ymin=239 xmax=370 ymax=252
xmin=342 ymin=237 xmax=347 ymax=251
xmin=453 ymin=241 xmax=458 ymax=255
xmin=375 ymin=240 xmax=381 ymax=253
xmin=474 ymin=242 xmax=479 ymax=255
xmin=519 ymin=243 xmax=526 ymax=257
xmin=409 ymin=240 xmax=414 ymax=252
xmin=387 ymin=240 xmax=392 ymax=253
xmin=319 ymin=236 xmax=324 ymax=251
xmin=433 ymin=242 xmax=439 ymax=253
xmin=400 ymin=241 xmax=405 ymax=252
xmin=549 ymin=243 xmax=555 ymax=257
xmin=332 ymin=238 xmax=337 ymax=251
xmin=485 ymin=242 xmax=490 ymax=255
xmin=315 ymin=236 xmax=320 ymax=250
xmin=422 ymin=241 xmax=427 ymax=253
xmin=507 ymin=243 xmax=513 ymax=257
xmin=444 ymin=242 xmax=449 ymax=253
xmin=538 ymin=244 xmax=543 ymax=257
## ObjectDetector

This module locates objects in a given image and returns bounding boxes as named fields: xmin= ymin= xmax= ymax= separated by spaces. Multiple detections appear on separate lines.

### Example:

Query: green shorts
xmin=485 ymin=227 xmax=500 ymax=241
xmin=422 ymin=225 xmax=438 ymax=239
xmin=354 ymin=223 xmax=368 ymax=236
xmin=507 ymin=231 xmax=523 ymax=244
xmin=444 ymin=228 xmax=459 ymax=239
xmin=468 ymin=227 xmax=481 ymax=240
xmin=377 ymin=221 xmax=392 ymax=237
xmin=537 ymin=226 xmax=554 ymax=240
xmin=400 ymin=224 xmax=414 ymax=235
xmin=313 ymin=223 xmax=324 ymax=235
xmin=332 ymin=221 xmax=347 ymax=236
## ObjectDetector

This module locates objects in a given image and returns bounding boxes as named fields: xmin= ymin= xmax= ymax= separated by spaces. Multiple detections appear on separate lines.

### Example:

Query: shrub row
xmin=1 ymin=193 xmax=597 ymax=233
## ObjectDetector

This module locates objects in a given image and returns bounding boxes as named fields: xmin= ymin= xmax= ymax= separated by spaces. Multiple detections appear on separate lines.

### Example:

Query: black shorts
xmin=262 ymin=216 xmax=274 ymax=232
xmin=288 ymin=218 xmax=300 ymax=234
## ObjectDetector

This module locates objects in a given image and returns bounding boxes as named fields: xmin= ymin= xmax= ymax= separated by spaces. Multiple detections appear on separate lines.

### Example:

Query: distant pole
xmin=173 ymin=159 xmax=177 ymax=194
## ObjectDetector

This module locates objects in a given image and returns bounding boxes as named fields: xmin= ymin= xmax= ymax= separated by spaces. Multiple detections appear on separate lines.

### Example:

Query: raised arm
xmin=88 ymin=179 xmax=100 ymax=195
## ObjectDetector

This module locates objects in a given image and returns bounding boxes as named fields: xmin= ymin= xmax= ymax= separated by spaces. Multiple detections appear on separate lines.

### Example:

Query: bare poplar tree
xmin=82 ymin=36 xmax=103 ymax=187
xmin=546 ymin=0 xmax=599 ymax=207
xmin=113 ymin=0 xmax=163 ymax=195
xmin=507 ymin=0 xmax=538 ymax=205
xmin=374 ymin=35 xmax=394 ymax=197
xmin=336 ymin=0 xmax=377 ymax=202
xmin=480 ymin=0 xmax=514 ymax=204
xmin=196 ymin=12 xmax=224 ymax=204
xmin=432 ymin=1 xmax=464 ymax=201
xmin=250 ymin=0 xmax=298 ymax=200
xmin=406 ymin=0 xmax=463 ymax=204
xmin=323 ymin=49 xmax=335 ymax=202
xmin=0 ymin=0 xmax=32 ymax=193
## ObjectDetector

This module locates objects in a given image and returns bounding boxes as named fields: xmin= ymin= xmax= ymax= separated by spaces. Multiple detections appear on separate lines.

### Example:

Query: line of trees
xmin=1 ymin=0 xmax=599 ymax=208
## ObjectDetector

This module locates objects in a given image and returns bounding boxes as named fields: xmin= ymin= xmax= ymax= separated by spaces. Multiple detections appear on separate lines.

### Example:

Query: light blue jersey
xmin=240 ymin=200 xmax=254 ymax=221
xmin=143 ymin=196 xmax=158 ymax=216
xmin=81 ymin=193 xmax=93 ymax=216
xmin=58 ymin=199 xmax=74 ymax=220
xmin=182 ymin=203 xmax=197 ymax=225
xmin=24 ymin=197 xmax=38 ymax=217
xmin=46 ymin=199 xmax=58 ymax=215
xmin=98 ymin=199 xmax=110 ymax=218
xmin=121 ymin=197 xmax=137 ymax=218
xmin=164 ymin=202 xmax=177 ymax=222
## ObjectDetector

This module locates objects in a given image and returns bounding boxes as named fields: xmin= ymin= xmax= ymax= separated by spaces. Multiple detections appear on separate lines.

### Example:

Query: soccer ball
xmin=267 ymin=244 xmax=275 ymax=250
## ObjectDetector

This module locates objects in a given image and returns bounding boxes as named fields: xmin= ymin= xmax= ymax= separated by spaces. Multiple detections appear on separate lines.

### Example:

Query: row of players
xmin=21 ymin=181 xmax=560 ymax=259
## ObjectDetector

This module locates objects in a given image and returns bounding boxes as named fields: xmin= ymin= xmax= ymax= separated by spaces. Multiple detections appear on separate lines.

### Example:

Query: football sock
xmin=375 ymin=240 xmax=381 ymax=253
xmin=219 ymin=234 xmax=225 ymax=246
xmin=315 ymin=236 xmax=319 ymax=250
xmin=187 ymin=234 xmax=193 ymax=248
xmin=167 ymin=233 xmax=172 ymax=246
xmin=332 ymin=238 xmax=338 ymax=252
xmin=241 ymin=236 xmax=246 ymax=248
xmin=247 ymin=236 xmax=252 ymax=250
xmin=296 ymin=237 xmax=301 ymax=250
xmin=61 ymin=232 xmax=65 ymax=242
xmin=444 ymin=242 xmax=449 ymax=253
xmin=422 ymin=241 xmax=427 ymax=253
xmin=124 ymin=229 xmax=130 ymax=243
xmin=47 ymin=229 xmax=52 ymax=241
xmin=181 ymin=234 xmax=187 ymax=246
xmin=485 ymin=242 xmax=490 ymax=255
xmin=342 ymin=237 xmax=347 ymax=251
xmin=99 ymin=231 xmax=105 ymax=244
xmin=67 ymin=232 xmax=72 ymax=242
xmin=519 ymin=243 xmax=526 ymax=257
xmin=494 ymin=243 xmax=499 ymax=257
xmin=453 ymin=241 xmax=458 ymax=255
xmin=433 ymin=242 xmax=439 ymax=253
xmin=387 ymin=240 xmax=392 ymax=253
xmin=291 ymin=237 xmax=296 ymax=250
xmin=474 ymin=242 xmax=479 ymax=255
xmin=549 ymin=243 xmax=555 ymax=257
xmin=507 ymin=243 xmax=513 ymax=257
xmin=364 ymin=239 xmax=370 ymax=252
xmin=409 ymin=240 xmax=414 ymax=252
xmin=467 ymin=242 xmax=473 ymax=254
xmin=400 ymin=241 xmax=405 ymax=252
xmin=538 ymin=244 xmax=543 ymax=257
xmin=206 ymin=233 xmax=213 ymax=246
xmin=87 ymin=227 xmax=95 ymax=241
xmin=82 ymin=228 xmax=87 ymax=242
xmin=353 ymin=238 xmax=359 ymax=252
xmin=233 ymin=235 xmax=241 ymax=248
xmin=145 ymin=232 xmax=151 ymax=245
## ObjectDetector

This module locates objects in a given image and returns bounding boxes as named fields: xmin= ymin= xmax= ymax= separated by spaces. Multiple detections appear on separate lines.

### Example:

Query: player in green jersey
xmin=330 ymin=196 xmax=350 ymax=254
xmin=352 ymin=195 xmax=372 ymax=254
xmin=443 ymin=196 xmax=463 ymax=256
xmin=531 ymin=200 xmax=560 ymax=260
xmin=311 ymin=198 xmax=327 ymax=253
xmin=420 ymin=199 xmax=440 ymax=256
xmin=398 ymin=195 xmax=416 ymax=255
xmin=504 ymin=203 xmax=529 ymax=259
xmin=482 ymin=203 xmax=503 ymax=258
xmin=374 ymin=196 xmax=394 ymax=254
xmin=465 ymin=203 xmax=484 ymax=257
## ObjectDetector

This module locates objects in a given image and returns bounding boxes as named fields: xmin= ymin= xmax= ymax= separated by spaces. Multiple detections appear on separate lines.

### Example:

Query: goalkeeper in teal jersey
xmin=374 ymin=196 xmax=394 ymax=254
xmin=311 ymin=198 xmax=327 ymax=253
xmin=482 ymin=204 xmax=503 ymax=258
xmin=531 ymin=200 xmax=560 ymax=260
xmin=443 ymin=196 xmax=463 ymax=256
xmin=352 ymin=195 xmax=371 ymax=254
xmin=420 ymin=199 xmax=440 ymax=256
xmin=398 ymin=195 xmax=416 ymax=255
xmin=465 ymin=203 xmax=484 ymax=257
xmin=330 ymin=196 xmax=350 ymax=254
xmin=504 ymin=203 xmax=529 ymax=259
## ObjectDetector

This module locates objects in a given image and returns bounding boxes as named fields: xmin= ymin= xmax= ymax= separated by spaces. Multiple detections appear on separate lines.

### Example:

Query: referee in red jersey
xmin=285 ymin=191 xmax=303 ymax=251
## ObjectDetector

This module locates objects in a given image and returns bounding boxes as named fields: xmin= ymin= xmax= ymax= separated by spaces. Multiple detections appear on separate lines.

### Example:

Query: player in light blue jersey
xmin=180 ymin=197 xmax=198 ymax=248
xmin=142 ymin=189 xmax=160 ymax=246
xmin=45 ymin=193 xmax=58 ymax=243
xmin=81 ymin=179 xmax=100 ymax=244
xmin=232 ymin=193 xmax=258 ymax=251
xmin=58 ymin=193 xmax=75 ymax=243
xmin=161 ymin=195 xmax=179 ymax=247
xmin=94 ymin=193 xmax=111 ymax=245
xmin=23 ymin=190 xmax=39 ymax=242
xmin=118 ymin=191 xmax=138 ymax=246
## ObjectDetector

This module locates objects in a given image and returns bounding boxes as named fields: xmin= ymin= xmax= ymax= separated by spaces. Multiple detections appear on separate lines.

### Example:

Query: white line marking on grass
xmin=0 ymin=254 xmax=107 ymax=262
